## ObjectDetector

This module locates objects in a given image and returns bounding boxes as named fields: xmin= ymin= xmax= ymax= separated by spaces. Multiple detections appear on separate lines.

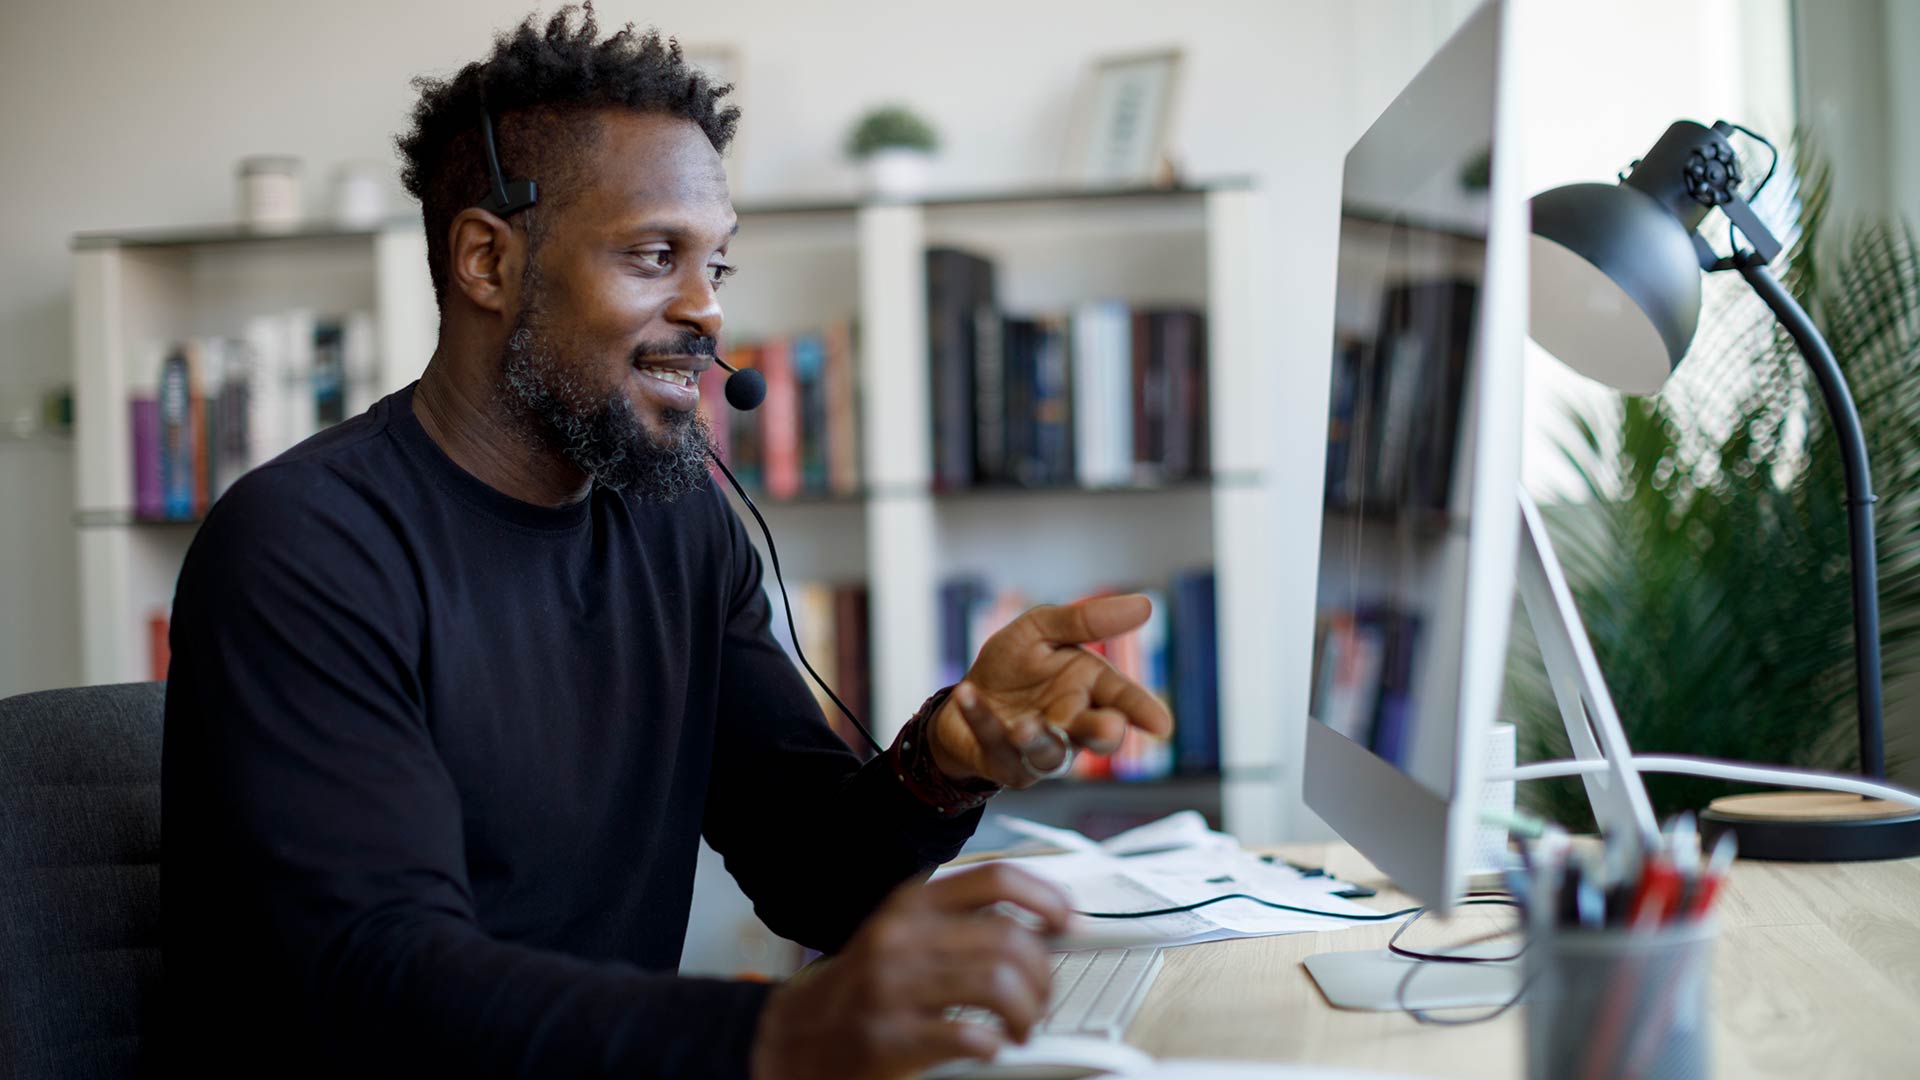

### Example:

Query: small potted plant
xmin=846 ymin=105 xmax=939 ymax=198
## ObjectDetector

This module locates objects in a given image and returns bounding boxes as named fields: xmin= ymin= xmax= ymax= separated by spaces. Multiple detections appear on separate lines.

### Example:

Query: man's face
xmin=497 ymin=110 xmax=737 ymax=501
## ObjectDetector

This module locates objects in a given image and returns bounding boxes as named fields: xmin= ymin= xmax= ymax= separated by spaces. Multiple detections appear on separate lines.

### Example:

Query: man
xmin=161 ymin=7 xmax=1173 ymax=1078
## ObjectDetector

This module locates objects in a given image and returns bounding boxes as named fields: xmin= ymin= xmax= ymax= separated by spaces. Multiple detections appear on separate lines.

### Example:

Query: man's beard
xmin=497 ymin=299 xmax=715 ymax=504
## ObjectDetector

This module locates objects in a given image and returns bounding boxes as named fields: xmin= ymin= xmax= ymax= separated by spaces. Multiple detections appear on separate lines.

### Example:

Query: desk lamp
xmin=1529 ymin=119 xmax=1920 ymax=860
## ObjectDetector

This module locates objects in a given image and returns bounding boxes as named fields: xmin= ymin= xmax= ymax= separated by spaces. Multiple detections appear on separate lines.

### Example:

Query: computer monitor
xmin=1302 ymin=0 xmax=1526 ymax=913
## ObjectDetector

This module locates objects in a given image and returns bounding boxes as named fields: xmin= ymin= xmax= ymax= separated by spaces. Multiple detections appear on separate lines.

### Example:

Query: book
xmin=724 ymin=344 xmax=762 ymax=488
xmin=831 ymin=584 xmax=872 ymax=753
xmin=927 ymin=248 xmax=996 ymax=492
xmin=1130 ymin=310 xmax=1163 ymax=481
xmin=1170 ymin=569 xmax=1220 ymax=775
xmin=972 ymin=305 xmax=1006 ymax=485
xmin=1312 ymin=611 xmax=1386 ymax=744
xmin=147 ymin=612 xmax=170 ymax=683
xmin=1071 ymin=301 xmax=1134 ymax=488
xmin=130 ymin=398 xmax=161 ymax=519
xmin=938 ymin=577 xmax=993 ymax=687
xmin=157 ymin=349 xmax=195 ymax=520
xmin=824 ymin=322 xmax=860 ymax=496
xmin=210 ymin=338 xmax=252 ymax=501
xmin=758 ymin=338 xmax=800 ymax=499
xmin=1324 ymin=338 xmax=1361 ymax=506
xmin=1030 ymin=315 xmax=1073 ymax=486
xmin=791 ymin=333 xmax=829 ymax=493
xmin=313 ymin=320 xmax=346 ymax=427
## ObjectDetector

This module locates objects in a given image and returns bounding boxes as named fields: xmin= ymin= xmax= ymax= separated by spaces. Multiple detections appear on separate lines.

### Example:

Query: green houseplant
xmin=846 ymin=105 xmax=939 ymax=198
xmin=1505 ymin=151 xmax=1920 ymax=826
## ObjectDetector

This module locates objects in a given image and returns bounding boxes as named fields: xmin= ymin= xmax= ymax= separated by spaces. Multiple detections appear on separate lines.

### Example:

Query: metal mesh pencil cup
xmin=1524 ymin=917 xmax=1716 ymax=1080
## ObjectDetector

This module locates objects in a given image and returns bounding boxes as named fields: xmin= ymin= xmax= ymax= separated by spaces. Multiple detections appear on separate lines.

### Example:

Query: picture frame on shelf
xmin=1065 ymin=49 xmax=1183 ymax=189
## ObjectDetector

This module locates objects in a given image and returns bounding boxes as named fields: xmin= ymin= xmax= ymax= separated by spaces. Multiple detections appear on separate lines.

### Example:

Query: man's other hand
xmin=928 ymin=595 xmax=1176 ymax=788
xmin=749 ymin=864 xmax=1072 ymax=1080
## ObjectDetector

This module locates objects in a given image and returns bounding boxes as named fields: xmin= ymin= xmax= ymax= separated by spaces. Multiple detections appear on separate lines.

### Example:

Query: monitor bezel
xmin=1302 ymin=0 xmax=1524 ymax=912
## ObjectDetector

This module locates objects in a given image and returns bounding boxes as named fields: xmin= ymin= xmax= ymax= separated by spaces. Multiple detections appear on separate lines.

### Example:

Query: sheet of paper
xmin=938 ymin=814 xmax=1394 ymax=950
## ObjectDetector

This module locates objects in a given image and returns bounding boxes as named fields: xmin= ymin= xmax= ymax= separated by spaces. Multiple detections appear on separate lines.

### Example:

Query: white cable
xmin=1492 ymin=755 xmax=1920 ymax=811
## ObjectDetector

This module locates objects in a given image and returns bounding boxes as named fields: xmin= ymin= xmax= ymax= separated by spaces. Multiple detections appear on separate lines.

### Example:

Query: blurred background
xmin=2 ymin=0 xmax=1915 ymax=970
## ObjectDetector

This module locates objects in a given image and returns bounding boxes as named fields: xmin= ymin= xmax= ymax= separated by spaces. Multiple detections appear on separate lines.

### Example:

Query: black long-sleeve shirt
xmin=160 ymin=384 xmax=981 ymax=1078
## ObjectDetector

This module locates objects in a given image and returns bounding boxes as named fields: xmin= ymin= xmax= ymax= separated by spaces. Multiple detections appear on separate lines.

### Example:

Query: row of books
xmin=128 ymin=311 xmax=377 ymax=520
xmin=701 ymin=324 xmax=860 ymax=501
xmin=765 ymin=580 xmax=872 ymax=753
xmin=929 ymin=248 xmax=1210 ymax=492
xmin=1324 ymin=279 xmax=1476 ymax=514
xmin=1309 ymin=605 xmax=1423 ymax=767
xmin=937 ymin=569 xmax=1219 ymax=781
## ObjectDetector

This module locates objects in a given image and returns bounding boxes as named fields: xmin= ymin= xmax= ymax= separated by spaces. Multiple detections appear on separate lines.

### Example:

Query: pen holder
xmin=1524 ymin=916 xmax=1716 ymax=1080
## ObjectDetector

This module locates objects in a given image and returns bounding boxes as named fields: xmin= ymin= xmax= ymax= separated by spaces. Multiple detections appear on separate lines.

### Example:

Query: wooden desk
xmin=1121 ymin=842 xmax=1920 ymax=1078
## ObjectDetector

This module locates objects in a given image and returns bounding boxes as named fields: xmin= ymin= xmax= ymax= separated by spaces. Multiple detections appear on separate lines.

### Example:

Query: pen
xmin=1629 ymin=854 xmax=1683 ymax=928
xmin=1688 ymin=830 xmax=1737 ymax=917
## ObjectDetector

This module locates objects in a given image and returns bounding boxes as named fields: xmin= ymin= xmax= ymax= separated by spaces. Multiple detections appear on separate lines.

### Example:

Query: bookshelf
xmin=69 ymin=180 xmax=1284 ymax=842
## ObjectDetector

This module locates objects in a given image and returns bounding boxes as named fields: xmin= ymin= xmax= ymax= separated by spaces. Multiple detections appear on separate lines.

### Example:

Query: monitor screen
xmin=1309 ymin=37 xmax=1497 ymax=802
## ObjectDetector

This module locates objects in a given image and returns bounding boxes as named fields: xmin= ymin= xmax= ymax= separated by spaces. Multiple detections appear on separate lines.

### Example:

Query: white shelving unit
xmin=69 ymin=182 xmax=1287 ymax=843
xmin=71 ymin=222 xmax=434 ymax=687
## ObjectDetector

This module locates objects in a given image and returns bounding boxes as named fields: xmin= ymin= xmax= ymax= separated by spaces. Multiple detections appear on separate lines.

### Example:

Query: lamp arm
xmin=1734 ymin=257 xmax=1886 ymax=779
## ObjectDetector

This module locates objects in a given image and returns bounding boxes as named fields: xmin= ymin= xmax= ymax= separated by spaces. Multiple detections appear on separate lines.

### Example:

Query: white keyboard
xmin=951 ymin=946 xmax=1165 ymax=1040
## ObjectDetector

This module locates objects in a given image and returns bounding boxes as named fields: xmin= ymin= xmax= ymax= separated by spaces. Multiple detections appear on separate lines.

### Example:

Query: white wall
xmin=0 ymin=0 xmax=1428 ymax=708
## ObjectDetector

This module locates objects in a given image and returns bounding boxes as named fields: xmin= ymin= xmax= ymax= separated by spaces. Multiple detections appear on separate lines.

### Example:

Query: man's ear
xmin=445 ymin=207 xmax=526 ymax=315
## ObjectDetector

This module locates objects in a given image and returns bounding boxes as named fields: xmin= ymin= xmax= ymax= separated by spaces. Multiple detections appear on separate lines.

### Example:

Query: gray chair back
xmin=0 ymin=682 xmax=164 ymax=1079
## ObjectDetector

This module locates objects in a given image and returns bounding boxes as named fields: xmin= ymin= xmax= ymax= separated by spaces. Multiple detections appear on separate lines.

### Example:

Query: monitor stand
xmin=1305 ymin=487 xmax=1659 ymax=1012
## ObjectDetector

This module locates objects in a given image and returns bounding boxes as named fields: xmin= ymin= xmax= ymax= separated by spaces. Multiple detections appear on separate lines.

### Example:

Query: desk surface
xmin=1121 ymin=842 xmax=1920 ymax=1078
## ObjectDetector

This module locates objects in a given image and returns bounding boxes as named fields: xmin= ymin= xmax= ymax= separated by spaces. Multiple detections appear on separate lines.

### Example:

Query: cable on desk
xmin=1074 ymin=893 xmax=1514 ymax=923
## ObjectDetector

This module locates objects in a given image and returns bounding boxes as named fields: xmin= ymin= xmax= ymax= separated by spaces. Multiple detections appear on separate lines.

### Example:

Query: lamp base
xmin=1701 ymin=791 xmax=1920 ymax=862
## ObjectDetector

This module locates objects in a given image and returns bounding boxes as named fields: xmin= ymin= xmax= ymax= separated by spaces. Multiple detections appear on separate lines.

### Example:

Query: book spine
xmin=130 ymin=398 xmax=161 ymax=519
xmin=1108 ymin=306 xmax=1134 ymax=487
xmin=147 ymin=611 xmax=170 ymax=683
xmin=759 ymin=338 xmax=799 ymax=499
xmin=313 ymin=320 xmax=346 ymax=426
xmin=1071 ymin=305 xmax=1102 ymax=487
xmin=825 ymin=321 xmax=860 ymax=496
xmin=727 ymin=345 xmax=762 ymax=489
xmin=1003 ymin=319 xmax=1038 ymax=486
xmin=187 ymin=343 xmax=209 ymax=516
xmin=973 ymin=309 xmax=1005 ymax=485
xmin=792 ymin=333 xmax=829 ymax=493
xmin=1033 ymin=317 xmax=1072 ymax=486
xmin=927 ymin=250 xmax=984 ymax=493
xmin=158 ymin=350 xmax=194 ymax=520
xmin=1171 ymin=570 xmax=1219 ymax=775
xmin=832 ymin=584 xmax=871 ymax=751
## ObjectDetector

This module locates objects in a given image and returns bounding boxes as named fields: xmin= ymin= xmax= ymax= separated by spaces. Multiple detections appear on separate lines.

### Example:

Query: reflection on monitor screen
xmin=1310 ymin=58 xmax=1496 ymax=802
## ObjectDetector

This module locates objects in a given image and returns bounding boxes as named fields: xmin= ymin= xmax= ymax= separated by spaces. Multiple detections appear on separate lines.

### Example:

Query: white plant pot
xmin=862 ymin=149 xmax=933 ymax=199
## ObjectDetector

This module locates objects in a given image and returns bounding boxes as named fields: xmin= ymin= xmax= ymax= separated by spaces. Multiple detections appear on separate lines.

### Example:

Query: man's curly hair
xmin=397 ymin=3 xmax=740 ymax=309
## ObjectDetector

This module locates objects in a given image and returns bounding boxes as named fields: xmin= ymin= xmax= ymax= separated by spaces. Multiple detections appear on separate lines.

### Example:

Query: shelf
xmin=70 ymin=185 xmax=1289 ymax=842
xmin=72 ymin=220 xmax=401 ymax=251
xmin=68 ymin=181 xmax=1255 ymax=251
xmin=74 ymin=510 xmax=203 ymax=529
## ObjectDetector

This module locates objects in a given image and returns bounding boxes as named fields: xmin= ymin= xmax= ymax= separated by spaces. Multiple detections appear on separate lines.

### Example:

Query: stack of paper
xmin=938 ymin=812 xmax=1385 ymax=951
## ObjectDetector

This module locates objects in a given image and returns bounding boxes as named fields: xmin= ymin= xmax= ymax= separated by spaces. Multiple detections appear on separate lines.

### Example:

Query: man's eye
xmin=631 ymin=250 xmax=671 ymax=271
xmin=708 ymin=264 xmax=737 ymax=289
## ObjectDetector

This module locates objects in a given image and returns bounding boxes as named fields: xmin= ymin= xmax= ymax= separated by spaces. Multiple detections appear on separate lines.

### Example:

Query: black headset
xmin=475 ymin=108 xmax=875 ymax=754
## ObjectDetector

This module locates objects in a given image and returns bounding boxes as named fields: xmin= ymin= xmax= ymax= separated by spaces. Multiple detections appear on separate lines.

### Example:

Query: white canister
xmin=238 ymin=155 xmax=303 ymax=232
xmin=331 ymin=162 xmax=388 ymax=229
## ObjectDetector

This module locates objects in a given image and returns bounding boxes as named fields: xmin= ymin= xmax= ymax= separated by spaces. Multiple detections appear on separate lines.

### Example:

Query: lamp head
xmin=1528 ymin=120 xmax=1762 ymax=396
xmin=1529 ymin=182 xmax=1701 ymax=395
